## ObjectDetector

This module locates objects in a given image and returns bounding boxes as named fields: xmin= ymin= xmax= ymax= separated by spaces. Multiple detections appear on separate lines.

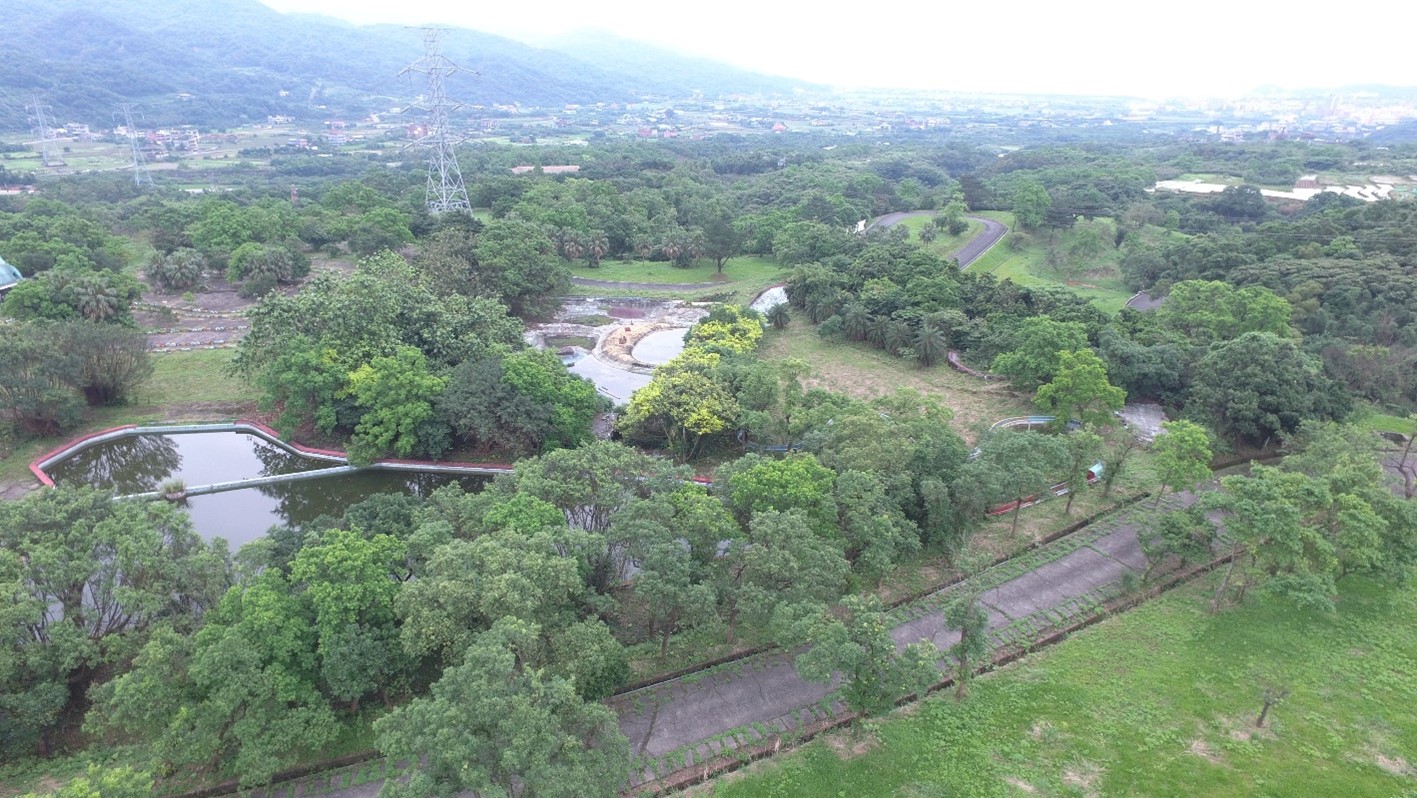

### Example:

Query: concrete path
xmin=614 ymin=491 xmax=1196 ymax=782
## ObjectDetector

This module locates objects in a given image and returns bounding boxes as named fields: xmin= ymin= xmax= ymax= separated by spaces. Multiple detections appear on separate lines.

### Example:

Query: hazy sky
xmin=258 ymin=0 xmax=1417 ymax=98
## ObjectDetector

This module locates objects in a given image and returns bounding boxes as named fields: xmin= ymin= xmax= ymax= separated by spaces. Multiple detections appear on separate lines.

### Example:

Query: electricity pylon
xmin=400 ymin=28 xmax=471 ymax=215
xmin=116 ymin=103 xmax=153 ymax=188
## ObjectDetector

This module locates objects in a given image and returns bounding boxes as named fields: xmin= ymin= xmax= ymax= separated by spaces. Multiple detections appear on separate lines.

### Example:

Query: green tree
xmin=1156 ymin=280 xmax=1292 ymax=344
xmin=469 ymin=218 xmax=570 ymax=315
xmin=375 ymin=621 xmax=630 ymax=798
xmin=990 ymin=317 xmax=1090 ymax=390
xmin=53 ymin=320 xmax=153 ymax=406
xmin=17 ymin=765 xmax=152 ymax=798
xmin=90 ymin=573 xmax=333 ymax=787
xmin=397 ymin=525 xmax=585 ymax=666
xmin=0 ymin=323 xmax=85 ymax=436
xmin=793 ymin=595 xmax=938 ymax=717
xmin=1151 ymin=420 xmax=1213 ymax=506
xmin=344 ymin=346 xmax=448 ymax=465
xmin=628 ymin=518 xmax=719 ymax=660
xmin=957 ymin=429 xmax=1070 ymax=535
xmin=617 ymin=349 xmax=739 ymax=460
xmin=718 ymin=453 xmax=838 ymax=536
xmin=1139 ymin=506 xmax=1218 ymax=579
xmin=723 ymin=510 xmax=849 ymax=643
xmin=1191 ymin=332 xmax=1348 ymax=445
xmin=1033 ymin=349 xmax=1126 ymax=429
xmin=943 ymin=582 xmax=989 ymax=701
xmin=2 ymin=489 xmax=229 ymax=757
xmin=1010 ymin=179 xmax=1052 ymax=231
xmin=1059 ymin=428 xmax=1104 ymax=515
xmin=257 ymin=337 xmax=349 ymax=438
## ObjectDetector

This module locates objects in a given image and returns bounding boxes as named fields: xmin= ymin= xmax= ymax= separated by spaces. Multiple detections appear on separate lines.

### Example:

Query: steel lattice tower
xmin=117 ymin=104 xmax=153 ymax=188
xmin=26 ymin=95 xmax=63 ymax=168
xmin=401 ymin=28 xmax=471 ymax=215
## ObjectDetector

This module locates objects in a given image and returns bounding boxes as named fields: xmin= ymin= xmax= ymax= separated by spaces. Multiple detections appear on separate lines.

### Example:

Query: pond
xmin=46 ymin=431 xmax=488 ymax=548
xmin=631 ymin=328 xmax=690 ymax=365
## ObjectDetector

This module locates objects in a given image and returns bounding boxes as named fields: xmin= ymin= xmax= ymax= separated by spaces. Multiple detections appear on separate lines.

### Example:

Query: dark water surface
xmin=48 ymin=432 xmax=487 ymax=547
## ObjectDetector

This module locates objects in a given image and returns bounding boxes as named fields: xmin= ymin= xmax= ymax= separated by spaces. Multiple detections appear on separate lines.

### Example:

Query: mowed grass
xmin=137 ymin=349 xmax=261 ymax=406
xmin=568 ymin=254 xmax=787 ymax=286
xmin=758 ymin=318 xmax=1032 ymax=440
xmin=970 ymin=212 xmax=1135 ymax=314
xmin=712 ymin=575 xmax=1417 ymax=798
xmin=893 ymin=215 xmax=984 ymax=259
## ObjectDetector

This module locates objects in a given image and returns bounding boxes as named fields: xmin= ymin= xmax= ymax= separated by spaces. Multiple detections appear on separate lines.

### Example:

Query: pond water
xmin=631 ymin=328 xmax=690 ymax=365
xmin=47 ymin=432 xmax=487 ymax=547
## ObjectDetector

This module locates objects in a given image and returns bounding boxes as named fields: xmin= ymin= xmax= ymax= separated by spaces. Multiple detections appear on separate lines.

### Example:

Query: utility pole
xmin=116 ymin=103 xmax=154 ymax=188
xmin=27 ymin=95 xmax=64 ymax=168
xmin=400 ymin=27 xmax=472 ymax=215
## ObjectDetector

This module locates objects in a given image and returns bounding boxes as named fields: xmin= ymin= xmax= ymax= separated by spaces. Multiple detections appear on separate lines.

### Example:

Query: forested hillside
xmin=0 ymin=0 xmax=806 ymax=130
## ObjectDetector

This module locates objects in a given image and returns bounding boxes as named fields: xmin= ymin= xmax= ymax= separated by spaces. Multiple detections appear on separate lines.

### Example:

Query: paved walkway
xmin=246 ymin=491 xmax=1190 ymax=798
xmin=614 ymin=492 xmax=1194 ymax=784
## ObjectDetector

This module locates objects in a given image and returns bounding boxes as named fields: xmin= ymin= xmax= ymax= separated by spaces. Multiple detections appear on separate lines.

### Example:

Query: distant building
xmin=509 ymin=165 xmax=581 ymax=175
xmin=1296 ymin=174 xmax=1321 ymax=189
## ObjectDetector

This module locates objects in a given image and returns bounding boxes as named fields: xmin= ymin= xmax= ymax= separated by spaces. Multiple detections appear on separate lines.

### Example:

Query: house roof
xmin=0 ymin=256 xmax=21 ymax=290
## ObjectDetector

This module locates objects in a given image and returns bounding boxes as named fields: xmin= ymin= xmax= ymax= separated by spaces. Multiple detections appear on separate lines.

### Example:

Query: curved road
xmin=868 ymin=211 xmax=1008 ymax=269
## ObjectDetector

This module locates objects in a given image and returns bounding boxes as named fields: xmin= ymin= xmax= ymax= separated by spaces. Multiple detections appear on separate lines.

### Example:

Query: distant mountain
xmin=543 ymin=30 xmax=811 ymax=98
xmin=0 ymin=0 xmax=807 ymax=131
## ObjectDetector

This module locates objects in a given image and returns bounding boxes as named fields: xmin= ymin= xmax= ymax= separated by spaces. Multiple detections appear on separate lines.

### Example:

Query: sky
xmin=257 ymin=0 xmax=1417 ymax=99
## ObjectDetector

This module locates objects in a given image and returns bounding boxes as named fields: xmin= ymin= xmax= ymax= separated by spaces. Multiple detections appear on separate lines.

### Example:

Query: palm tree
xmin=918 ymin=221 xmax=938 ymax=244
xmin=866 ymin=316 xmax=890 ymax=350
xmin=766 ymin=303 xmax=790 ymax=330
xmin=841 ymin=302 xmax=870 ymax=342
xmin=660 ymin=237 xmax=683 ymax=264
xmin=885 ymin=320 xmax=914 ymax=356
xmin=562 ymin=233 xmax=586 ymax=262
xmin=69 ymin=273 xmax=121 ymax=322
xmin=585 ymin=232 xmax=610 ymax=267
xmin=914 ymin=323 xmax=948 ymax=367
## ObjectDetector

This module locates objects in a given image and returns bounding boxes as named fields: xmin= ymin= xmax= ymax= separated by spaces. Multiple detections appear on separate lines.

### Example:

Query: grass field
xmin=564 ymin=254 xmax=789 ymax=306
xmin=759 ymin=318 xmax=1032 ymax=440
xmin=893 ymin=215 xmax=984 ymax=259
xmin=711 ymin=574 xmax=1417 ymax=798
xmin=968 ymin=212 xmax=1136 ymax=314
xmin=569 ymin=255 xmax=787 ymax=286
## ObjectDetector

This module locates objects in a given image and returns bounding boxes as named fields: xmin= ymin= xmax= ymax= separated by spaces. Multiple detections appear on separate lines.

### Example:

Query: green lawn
xmin=970 ymin=212 xmax=1135 ymax=314
xmin=568 ymin=255 xmax=786 ymax=286
xmin=715 ymin=575 xmax=1417 ymax=798
xmin=138 ymin=349 xmax=260 ymax=406
xmin=564 ymin=255 xmax=789 ymax=306
xmin=893 ymin=215 xmax=984 ymax=259
xmin=758 ymin=319 xmax=1033 ymax=439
